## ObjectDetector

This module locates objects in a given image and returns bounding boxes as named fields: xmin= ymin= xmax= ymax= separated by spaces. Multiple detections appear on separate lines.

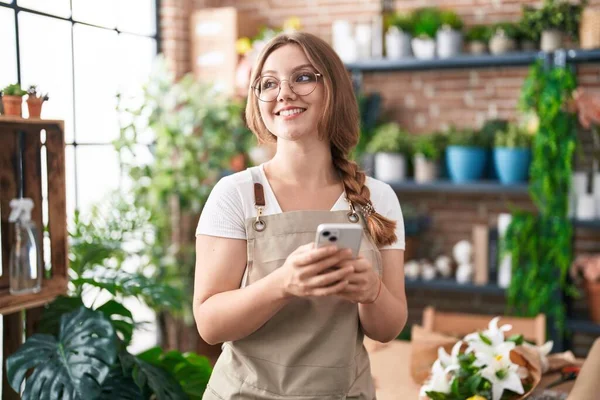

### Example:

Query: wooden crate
xmin=190 ymin=7 xmax=261 ymax=96
xmin=0 ymin=116 xmax=68 ymax=399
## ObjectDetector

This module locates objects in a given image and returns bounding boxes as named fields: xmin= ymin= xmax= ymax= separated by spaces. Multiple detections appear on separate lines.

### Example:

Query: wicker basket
xmin=580 ymin=8 xmax=600 ymax=49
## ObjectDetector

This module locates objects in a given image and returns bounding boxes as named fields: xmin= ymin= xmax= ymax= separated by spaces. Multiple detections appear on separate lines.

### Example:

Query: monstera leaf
xmin=137 ymin=347 xmax=212 ymax=399
xmin=6 ymin=307 xmax=117 ymax=400
xmin=120 ymin=352 xmax=188 ymax=400
xmin=99 ymin=365 xmax=144 ymax=400
xmin=36 ymin=296 xmax=85 ymax=336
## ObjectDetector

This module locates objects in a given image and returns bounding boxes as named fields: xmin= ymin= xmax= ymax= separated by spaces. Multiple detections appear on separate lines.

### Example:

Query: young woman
xmin=194 ymin=31 xmax=408 ymax=399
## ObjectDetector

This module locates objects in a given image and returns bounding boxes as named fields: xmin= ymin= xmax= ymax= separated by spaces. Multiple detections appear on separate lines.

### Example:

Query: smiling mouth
xmin=276 ymin=108 xmax=307 ymax=117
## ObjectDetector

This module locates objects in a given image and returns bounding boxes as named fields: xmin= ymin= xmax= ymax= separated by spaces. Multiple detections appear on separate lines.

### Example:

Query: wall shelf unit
xmin=346 ymin=51 xmax=544 ymax=73
xmin=387 ymin=180 xmax=530 ymax=195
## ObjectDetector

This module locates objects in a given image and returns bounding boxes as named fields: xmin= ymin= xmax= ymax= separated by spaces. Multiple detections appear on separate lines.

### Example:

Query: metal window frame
xmin=0 ymin=0 xmax=161 ymax=210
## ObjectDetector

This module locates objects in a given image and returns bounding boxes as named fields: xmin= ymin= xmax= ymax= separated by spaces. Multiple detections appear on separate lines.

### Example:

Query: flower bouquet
xmin=419 ymin=317 xmax=548 ymax=400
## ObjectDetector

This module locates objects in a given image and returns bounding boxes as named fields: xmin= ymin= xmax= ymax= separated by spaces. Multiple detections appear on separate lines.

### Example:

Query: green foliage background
xmin=504 ymin=60 xmax=578 ymax=336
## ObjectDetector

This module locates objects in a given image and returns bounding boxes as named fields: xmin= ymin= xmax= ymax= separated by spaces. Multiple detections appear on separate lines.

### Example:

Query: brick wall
xmin=161 ymin=0 xmax=600 ymax=353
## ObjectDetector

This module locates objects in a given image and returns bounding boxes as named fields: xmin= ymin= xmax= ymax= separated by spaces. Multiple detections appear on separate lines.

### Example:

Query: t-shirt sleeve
xmin=378 ymin=183 xmax=406 ymax=251
xmin=195 ymin=176 xmax=246 ymax=240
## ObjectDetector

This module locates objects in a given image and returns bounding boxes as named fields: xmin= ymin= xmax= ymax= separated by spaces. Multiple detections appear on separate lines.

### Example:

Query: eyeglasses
xmin=252 ymin=71 xmax=322 ymax=102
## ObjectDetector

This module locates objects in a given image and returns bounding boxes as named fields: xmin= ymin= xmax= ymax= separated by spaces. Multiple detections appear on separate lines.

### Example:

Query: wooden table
xmin=366 ymin=340 xmax=579 ymax=400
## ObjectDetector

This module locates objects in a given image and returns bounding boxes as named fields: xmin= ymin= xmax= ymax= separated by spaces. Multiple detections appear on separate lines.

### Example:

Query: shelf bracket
xmin=351 ymin=69 xmax=363 ymax=94
xmin=554 ymin=49 xmax=567 ymax=68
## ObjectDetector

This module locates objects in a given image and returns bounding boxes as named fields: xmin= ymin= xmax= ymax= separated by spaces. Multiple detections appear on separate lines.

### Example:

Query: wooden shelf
xmin=346 ymin=51 xmax=543 ymax=72
xmin=405 ymin=278 xmax=506 ymax=295
xmin=0 ymin=278 xmax=67 ymax=315
xmin=0 ymin=115 xmax=64 ymax=126
xmin=387 ymin=179 xmax=530 ymax=195
xmin=566 ymin=319 xmax=600 ymax=335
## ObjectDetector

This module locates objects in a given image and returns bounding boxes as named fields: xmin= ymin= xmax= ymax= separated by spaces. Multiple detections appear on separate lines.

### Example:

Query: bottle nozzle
xmin=9 ymin=198 xmax=34 ymax=223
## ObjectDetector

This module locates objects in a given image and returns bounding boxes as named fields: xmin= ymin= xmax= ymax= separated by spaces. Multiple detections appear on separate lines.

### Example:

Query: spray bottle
xmin=8 ymin=197 xmax=42 ymax=295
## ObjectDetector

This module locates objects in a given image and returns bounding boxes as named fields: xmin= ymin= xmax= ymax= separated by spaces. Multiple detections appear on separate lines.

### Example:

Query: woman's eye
xmin=295 ymin=73 xmax=313 ymax=82
xmin=262 ymin=80 xmax=277 ymax=90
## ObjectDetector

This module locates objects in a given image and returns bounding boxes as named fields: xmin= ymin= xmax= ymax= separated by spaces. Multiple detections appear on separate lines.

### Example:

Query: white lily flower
xmin=523 ymin=340 xmax=554 ymax=373
xmin=465 ymin=316 xmax=513 ymax=357
xmin=438 ymin=341 xmax=463 ymax=370
xmin=480 ymin=350 xmax=524 ymax=400
xmin=472 ymin=341 xmax=516 ymax=367
xmin=420 ymin=360 xmax=452 ymax=396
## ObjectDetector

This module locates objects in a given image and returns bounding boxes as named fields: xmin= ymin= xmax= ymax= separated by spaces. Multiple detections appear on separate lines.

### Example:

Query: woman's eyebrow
xmin=261 ymin=63 xmax=315 ymax=76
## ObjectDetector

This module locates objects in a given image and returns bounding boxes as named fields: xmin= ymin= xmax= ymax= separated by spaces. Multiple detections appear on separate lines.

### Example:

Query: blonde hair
xmin=245 ymin=32 xmax=397 ymax=247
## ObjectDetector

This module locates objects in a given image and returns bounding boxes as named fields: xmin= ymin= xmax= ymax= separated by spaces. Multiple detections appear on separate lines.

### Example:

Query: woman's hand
xmin=336 ymin=256 xmax=381 ymax=304
xmin=573 ymin=88 xmax=600 ymax=128
xmin=276 ymin=243 xmax=356 ymax=298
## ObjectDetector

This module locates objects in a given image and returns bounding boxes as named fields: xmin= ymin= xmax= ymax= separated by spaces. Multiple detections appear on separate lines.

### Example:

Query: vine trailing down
xmin=505 ymin=60 xmax=578 ymax=335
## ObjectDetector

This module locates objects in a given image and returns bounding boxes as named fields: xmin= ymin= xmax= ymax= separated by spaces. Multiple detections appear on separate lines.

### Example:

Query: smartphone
xmin=314 ymin=223 xmax=363 ymax=259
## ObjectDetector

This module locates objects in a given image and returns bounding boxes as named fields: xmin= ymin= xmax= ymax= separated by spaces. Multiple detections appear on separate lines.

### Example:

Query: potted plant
xmin=413 ymin=132 xmax=445 ymax=183
xmin=26 ymin=85 xmax=49 ymax=119
xmin=1 ymin=83 xmax=27 ymax=117
xmin=436 ymin=10 xmax=464 ymax=59
xmin=518 ymin=8 xmax=541 ymax=51
xmin=366 ymin=122 xmax=412 ymax=182
xmin=6 ymin=196 xmax=213 ymax=398
xmin=571 ymin=254 xmax=600 ymax=323
xmin=522 ymin=0 xmax=587 ymax=52
xmin=493 ymin=123 xmax=533 ymax=184
xmin=385 ymin=12 xmax=414 ymax=59
xmin=445 ymin=127 xmax=488 ymax=183
xmin=489 ymin=22 xmax=519 ymax=55
xmin=411 ymin=7 xmax=441 ymax=60
xmin=465 ymin=25 xmax=491 ymax=54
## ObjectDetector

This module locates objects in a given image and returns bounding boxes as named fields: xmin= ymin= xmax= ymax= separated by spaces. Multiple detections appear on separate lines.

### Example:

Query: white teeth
xmin=279 ymin=108 xmax=305 ymax=117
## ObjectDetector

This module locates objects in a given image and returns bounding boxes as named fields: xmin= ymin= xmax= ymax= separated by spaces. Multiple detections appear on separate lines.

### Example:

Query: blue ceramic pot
xmin=446 ymin=146 xmax=487 ymax=183
xmin=493 ymin=147 xmax=531 ymax=184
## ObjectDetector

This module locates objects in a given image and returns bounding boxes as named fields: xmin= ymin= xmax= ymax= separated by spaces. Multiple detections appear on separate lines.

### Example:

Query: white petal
xmin=489 ymin=317 xmax=500 ymax=331
xmin=451 ymin=341 xmax=463 ymax=358
xmin=503 ymin=371 xmax=525 ymax=394
xmin=540 ymin=341 xmax=554 ymax=356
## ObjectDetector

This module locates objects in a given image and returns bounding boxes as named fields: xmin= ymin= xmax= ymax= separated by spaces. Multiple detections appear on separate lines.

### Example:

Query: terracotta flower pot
xmin=585 ymin=280 xmax=600 ymax=323
xmin=2 ymin=95 xmax=23 ymax=117
xmin=27 ymin=98 xmax=44 ymax=119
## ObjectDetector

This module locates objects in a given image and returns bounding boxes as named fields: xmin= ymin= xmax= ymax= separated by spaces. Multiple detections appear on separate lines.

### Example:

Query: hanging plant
xmin=503 ymin=61 xmax=578 ymax=335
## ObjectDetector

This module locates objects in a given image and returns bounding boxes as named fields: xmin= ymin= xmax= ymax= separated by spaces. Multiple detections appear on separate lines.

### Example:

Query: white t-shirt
xmin=196 ymin=165 xmax=405 ymax=250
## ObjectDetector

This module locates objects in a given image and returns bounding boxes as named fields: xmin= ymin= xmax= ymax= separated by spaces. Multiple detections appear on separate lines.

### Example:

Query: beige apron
xmin=204 ymin=168 xmax=382 ymax=399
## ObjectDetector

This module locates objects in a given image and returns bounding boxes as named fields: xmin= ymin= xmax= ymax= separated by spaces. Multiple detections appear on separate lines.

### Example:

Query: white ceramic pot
xmin=414 ymin=154 xmax=438 ymax=183
xmin=436 ymin=28 xmax=463 ymax=59
xmin=541 ymin=29 xmax=564 ymax=52
xmin=577 ymin=194 xmax=597 ymax=220
xmin=385 ymin=27 xmax=412 ymax=59
xmin=570 ymin=171 xmax=589 ymax=217
xmin=489 ymin=33 xmax=516 ymax=55
xmin=411 ymin=37 xmax=436 ymax=60
xmin=374 ymin=152 xmax=406 ymax=182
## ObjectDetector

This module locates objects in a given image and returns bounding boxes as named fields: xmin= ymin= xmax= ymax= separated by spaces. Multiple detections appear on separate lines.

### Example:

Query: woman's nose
xmin=277 ymin=80 xmax=297 ymax=102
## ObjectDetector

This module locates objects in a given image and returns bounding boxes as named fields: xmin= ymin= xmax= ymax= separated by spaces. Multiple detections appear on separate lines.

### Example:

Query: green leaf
xmin=120 ymin=352 xmax=188 ymax=400
xmin=466 ymin=374 xmax=483 ymax=394
xmin=99 ymin=365 xmax=144 ymax=400
xmin=96 ymin=300 xmax=135 ymax=346
xmin=426 ymin=391 xmax=451 ymax=400
xmin=506 ymin=334 xmax=524 ymax=346
xmin=478 ymin=332 xmax=493 ymax=346
xmin=37 ymin=296 xmax=85 ymax=336
xmin=136 ymin=347 xmax=212 ymax=399
xmin=6 ymin=307 xmax=117 ymax=400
